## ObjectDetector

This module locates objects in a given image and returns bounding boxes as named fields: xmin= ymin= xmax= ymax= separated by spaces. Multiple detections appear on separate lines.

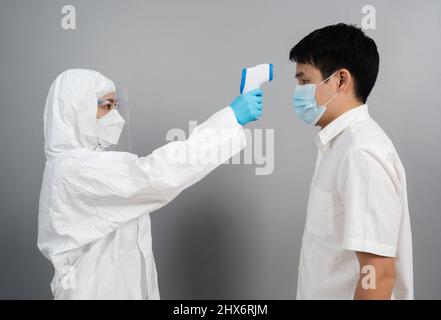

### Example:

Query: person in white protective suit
xmin=37 ymin=69 xmax=264 ymax=299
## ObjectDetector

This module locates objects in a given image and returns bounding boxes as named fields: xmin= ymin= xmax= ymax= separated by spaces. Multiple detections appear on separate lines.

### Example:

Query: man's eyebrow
xmin=295 ymin=71 xmax=305 ymax=78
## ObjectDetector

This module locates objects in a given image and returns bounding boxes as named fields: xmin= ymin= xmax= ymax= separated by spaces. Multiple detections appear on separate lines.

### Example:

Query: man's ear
xmin=337 ymin=69 xmax=351 ymax=92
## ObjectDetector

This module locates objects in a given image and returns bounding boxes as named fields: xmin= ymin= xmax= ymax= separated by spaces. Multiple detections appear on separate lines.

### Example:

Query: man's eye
xmin=302 ymin=80 xmax=310 ymax=84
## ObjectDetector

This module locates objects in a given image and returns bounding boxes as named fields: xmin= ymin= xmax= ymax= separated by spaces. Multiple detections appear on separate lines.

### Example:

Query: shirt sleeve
xmin=56 ymin=107 xmax=246 ymax=249
xmin=337 ymin=148 xmax=403 ymax=257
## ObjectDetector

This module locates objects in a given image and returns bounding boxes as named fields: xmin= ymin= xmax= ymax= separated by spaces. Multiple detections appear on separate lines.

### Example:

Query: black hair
xmin=289 ymin=23 xmax=379 ymax=103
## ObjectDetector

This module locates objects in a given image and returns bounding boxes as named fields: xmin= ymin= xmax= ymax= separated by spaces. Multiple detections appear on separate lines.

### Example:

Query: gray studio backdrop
xmin=0 ymin=0 xmax=440 ymax=299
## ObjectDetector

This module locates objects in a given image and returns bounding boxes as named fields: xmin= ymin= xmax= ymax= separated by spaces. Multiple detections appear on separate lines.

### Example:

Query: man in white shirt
xmin=289 ymin=23 xmax=413 ymax=299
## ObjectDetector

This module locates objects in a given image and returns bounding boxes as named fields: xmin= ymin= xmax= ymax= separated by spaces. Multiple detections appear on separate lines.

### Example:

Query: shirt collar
xmin=316 ymin=104 xmax=370 ymax=148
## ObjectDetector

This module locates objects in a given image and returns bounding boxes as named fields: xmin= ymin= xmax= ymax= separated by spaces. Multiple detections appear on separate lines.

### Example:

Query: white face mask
xmin=96 ymin=109 xmax=126 ymax=148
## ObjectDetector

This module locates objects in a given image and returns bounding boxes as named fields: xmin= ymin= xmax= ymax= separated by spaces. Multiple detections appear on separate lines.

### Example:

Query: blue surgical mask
xmin=292 ymin=72 xmax=340 ymax=125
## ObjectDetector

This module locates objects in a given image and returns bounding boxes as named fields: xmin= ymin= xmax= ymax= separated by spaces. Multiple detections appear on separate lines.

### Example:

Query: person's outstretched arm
xmin=50 ymin=91 xmax=263 ymax=254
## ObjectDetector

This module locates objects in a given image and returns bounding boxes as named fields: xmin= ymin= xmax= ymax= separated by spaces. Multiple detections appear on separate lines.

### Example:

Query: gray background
xmin=0 ymin=0 xmax=440 ymax=299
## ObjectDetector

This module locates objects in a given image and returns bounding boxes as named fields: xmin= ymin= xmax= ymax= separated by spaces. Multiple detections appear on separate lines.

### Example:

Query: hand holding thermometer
xmin=239 ymin=63 xmax=274 ymax=94
xmin=229 ymin=63 xmax=273 ymax=125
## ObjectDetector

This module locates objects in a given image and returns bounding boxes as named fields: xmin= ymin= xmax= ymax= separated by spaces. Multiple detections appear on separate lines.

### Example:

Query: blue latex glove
xmin=229 ymin=89 xmax=263 ymax=126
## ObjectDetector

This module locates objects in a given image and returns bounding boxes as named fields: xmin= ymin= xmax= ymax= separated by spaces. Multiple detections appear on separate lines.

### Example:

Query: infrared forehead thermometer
xmin=240 ymin=63 xmax=274 ymax=94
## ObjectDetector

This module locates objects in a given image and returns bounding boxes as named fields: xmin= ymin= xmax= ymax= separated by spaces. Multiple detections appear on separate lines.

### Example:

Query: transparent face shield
xmin=97 ymin=87 xmax=133 ymax=152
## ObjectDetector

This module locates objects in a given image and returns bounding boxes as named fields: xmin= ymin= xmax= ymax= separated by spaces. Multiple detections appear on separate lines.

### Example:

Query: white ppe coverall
xmin=37 ymin=69 xmax=246 ymax=299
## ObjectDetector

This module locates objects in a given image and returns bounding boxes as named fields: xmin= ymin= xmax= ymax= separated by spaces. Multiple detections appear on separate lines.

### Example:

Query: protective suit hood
xmin=43 ymin=69 xmax=115 ymax=160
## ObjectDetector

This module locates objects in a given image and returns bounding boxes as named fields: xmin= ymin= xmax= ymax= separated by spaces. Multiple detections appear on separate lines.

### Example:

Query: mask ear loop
xmin=316 ymin=71 xmax=338 ymax=87
xmin=323 ymin=91 xmax=341 ymax=107
xmin=316 ymin=71 xmax=348 ymax=107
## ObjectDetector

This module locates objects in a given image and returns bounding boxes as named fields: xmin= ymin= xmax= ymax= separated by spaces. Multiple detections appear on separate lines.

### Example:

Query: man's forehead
xmin=295 ymin=63 xmax=320 ymax=78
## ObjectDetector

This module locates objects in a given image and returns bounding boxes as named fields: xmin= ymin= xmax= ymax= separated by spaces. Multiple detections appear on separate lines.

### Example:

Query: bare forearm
xmin=354 ymin=251 xmax=396 ymax=300
xmin=354 ymin=274 xmax=395 ymax=299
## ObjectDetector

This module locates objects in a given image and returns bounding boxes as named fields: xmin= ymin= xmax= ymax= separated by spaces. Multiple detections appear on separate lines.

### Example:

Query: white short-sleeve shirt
xmin=296 ymin=104 xmax=413 ymax=299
